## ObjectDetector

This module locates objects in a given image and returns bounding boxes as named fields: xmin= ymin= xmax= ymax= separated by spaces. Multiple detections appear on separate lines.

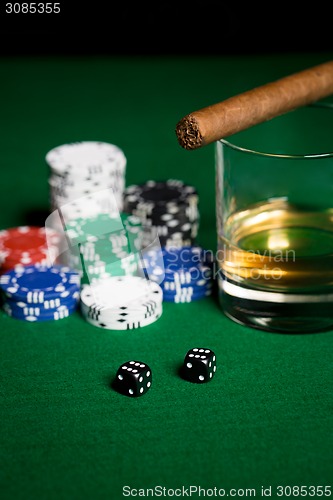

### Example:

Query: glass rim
xmin=219 ymin=102 xmax=333 ymax=159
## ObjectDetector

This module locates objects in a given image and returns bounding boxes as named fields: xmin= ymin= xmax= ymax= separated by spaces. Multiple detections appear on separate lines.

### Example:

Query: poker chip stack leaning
xmin=0 ymin=226 xmax=62 ymax=274
xmin=123 ymin=180 xmax=199 ymax=248
xmin=0 ymin=264 xmax=81 ymax=322
xmin=46 ymin=141 xmax=127 ymax=218
xmin=139 ymin=246 xmax=214 ymax=303
xmin=80 ymin=275 xmax=163 ymax=330
xmin=63 ymin=212 xmax=143 ymax=284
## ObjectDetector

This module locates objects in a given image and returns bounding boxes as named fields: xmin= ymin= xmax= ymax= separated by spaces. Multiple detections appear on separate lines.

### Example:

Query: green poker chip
xmin=64 ymin=213 xmax=143 ymax=284
xmin=64 ymin=213 xmax=142 ymax=245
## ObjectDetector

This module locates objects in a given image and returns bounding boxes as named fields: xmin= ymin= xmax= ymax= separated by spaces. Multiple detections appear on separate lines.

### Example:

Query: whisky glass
xmin=216 ymin=103 xmax=333 ymax=333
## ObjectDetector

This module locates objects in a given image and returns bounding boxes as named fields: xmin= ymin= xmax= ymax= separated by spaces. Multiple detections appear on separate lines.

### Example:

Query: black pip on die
xmin=114 ymin=361 xmax=152 ymax=397
xmin=182 ymin=348 xmax=216 ymax=383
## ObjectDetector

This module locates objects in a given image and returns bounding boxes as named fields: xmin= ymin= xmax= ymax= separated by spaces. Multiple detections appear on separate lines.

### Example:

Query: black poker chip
xmin=124 ymin=179 xmax=198 ymax=207
xmin=123 ymin=179 xmax=200 ymax=247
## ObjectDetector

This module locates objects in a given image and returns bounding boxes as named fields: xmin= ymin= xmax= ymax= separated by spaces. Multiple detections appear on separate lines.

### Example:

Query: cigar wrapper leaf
xmin=176 ymin=60 xmax=333 ymax=150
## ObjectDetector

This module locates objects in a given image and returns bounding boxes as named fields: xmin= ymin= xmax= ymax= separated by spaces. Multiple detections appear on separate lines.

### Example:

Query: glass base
xmin=219 ymin=282 xmax=333 ymax=334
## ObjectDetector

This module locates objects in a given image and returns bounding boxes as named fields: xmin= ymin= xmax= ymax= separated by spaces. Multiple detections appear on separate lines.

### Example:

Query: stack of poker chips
xmin=123 ymin=179 xmax=199 ymax=248
xmin=123 ymin=179 xmax=215 ymax=303
xmin=46 ymin=141 xmax=127 ymax=217
xmin=80 ymin=275 xmax=163 ymax=330
xmin=63 ymin=212 xmax=143 ymax=284
xmin=0 ymin=226 xmax=62 ymax=274
xmin=139 ymin=246 xmax=214 ymax=303
xmin=0 ymin=264 xmax=80 ymax=322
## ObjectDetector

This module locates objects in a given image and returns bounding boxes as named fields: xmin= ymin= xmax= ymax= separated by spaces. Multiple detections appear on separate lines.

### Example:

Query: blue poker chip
xmin=162 ymin=289 xmax=212 ymax=303
xmin=163 ymin=266 xmax=213 ymax=281
xmin=162 ymin=284 xmax=213 ymax=300
xmin=0 ymin=264 xmax=81 ymax=303
xmin=161 ymin=280 xmax=213 ymax=293
xmin=5 ymin=294 xmax=79 ymax=317
xmin=139 ymin=246 xmax=214 ymax=284
xmin=147 ymin=265 xmax=213 ymax=285
xmin=160 ymin=281 xmax=213 ymax=295
xmin=5 ymin=289 xmax=80 ymax=310
xmin=161 ymin=246 xmax=207 ymax=268
xmin=145 ymin=246 xmax=214 ymax=267
xmin=162 ymin=284 xmax=212 ymax=293
xmin=2 ymin=301 xmax=78 ymax=322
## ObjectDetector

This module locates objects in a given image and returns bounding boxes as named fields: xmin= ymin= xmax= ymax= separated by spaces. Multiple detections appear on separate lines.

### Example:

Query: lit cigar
xmin=175 ymin=60 xmax=333 ymax=150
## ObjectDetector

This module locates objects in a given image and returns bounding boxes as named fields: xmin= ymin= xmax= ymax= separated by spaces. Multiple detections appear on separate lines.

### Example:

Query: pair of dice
xmin=113 ymin=347 xmax=217 ymax=397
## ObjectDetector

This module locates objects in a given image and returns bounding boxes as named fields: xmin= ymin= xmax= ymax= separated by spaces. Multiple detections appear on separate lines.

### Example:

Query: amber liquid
xmin=218 ymin=199 xmax=333 ymax=332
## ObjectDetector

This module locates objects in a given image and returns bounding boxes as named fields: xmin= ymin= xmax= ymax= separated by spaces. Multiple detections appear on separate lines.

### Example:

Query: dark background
xmin=0 ymin=1 xmax=332 ymax=56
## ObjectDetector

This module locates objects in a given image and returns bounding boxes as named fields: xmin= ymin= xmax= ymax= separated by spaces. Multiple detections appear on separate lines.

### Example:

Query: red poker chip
xmin=3 ymin=250 xmax=57 ymax=266
xmin=0 ymin=226 xmax=62 ymax=273
xmin=0 ymin=226 xmax=61 ymax=259
xmin=0 ymin=252 xmax=60 ymax=274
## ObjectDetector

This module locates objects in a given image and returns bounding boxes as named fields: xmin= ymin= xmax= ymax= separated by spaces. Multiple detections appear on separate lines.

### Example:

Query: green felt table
xmin=0 ymin=52 xmax=333 ymax=500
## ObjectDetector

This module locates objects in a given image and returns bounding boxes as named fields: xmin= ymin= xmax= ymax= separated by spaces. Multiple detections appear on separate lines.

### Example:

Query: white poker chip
xmin=80 ymin=297 xmax=159 ymax=322
xmin=80 ymin=292 xmax=158 ymax=321
xmin=55 ymin=197 xmax=122 ymax=220
xmin=82 ymin=302 xmax=163 ymax=330
xmin=47 ymin=141 xmax=127 ymax=222
xmin=80 ymin=276 xmax=163 ymax=312
xmin=45 ymin=141 xmax=126 ymax=174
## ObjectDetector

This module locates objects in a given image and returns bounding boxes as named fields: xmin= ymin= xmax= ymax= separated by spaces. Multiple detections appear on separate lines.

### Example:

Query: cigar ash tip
xmin=175 ymin=114 xmax=203 ymax=150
